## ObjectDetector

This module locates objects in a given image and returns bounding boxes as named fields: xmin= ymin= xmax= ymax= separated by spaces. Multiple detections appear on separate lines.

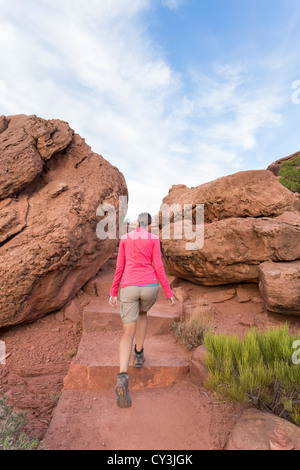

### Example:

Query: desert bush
xmin=278 ymin=154 xmax=300 ymax=193
xmin=0 ymin=395 xmax=40 ymax=450
xmin=64 ymin=347 xmax=78 ymax=360
xmin=169 ymin=302 xmax=213 ymax=350
xmin=204 ymin=324 xmax=300 ymax=426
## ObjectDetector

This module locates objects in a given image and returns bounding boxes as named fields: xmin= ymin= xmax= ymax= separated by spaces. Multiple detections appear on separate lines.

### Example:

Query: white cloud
xmin=161 ymin=0 xmax=183 ymax=10
xmin=0 ymin=0 xmax=184 ymax=220
xmin=0 ymin=0 xmax=290 ymax=220
xmin=190 ymin=63 xmax=284 ymax=153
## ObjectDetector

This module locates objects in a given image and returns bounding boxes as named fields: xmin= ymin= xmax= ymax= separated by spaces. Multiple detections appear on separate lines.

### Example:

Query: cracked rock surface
xmin=160 ymin=170 xmax=300 ymax=293
xmin=0 ymin=114 xmax=128 ymax=328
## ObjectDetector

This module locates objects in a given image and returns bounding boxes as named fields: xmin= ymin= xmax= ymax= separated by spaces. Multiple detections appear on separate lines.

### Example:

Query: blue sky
xmin=0 ymin=0 xmax=299 ymax=220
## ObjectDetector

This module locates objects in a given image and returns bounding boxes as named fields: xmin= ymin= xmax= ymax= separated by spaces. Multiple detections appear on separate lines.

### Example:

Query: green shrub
xmin=64 ymin=347 xmax=78 ymax=360
xmin=278 ymin=154 xmax=300 ymax=193
xmin=169 ymin=303 xmax=213 ymax=350
xmin=204 ymin=324 xmax=300 ymax=426
xmin=0 ymin=395 xmax=40 ymax=450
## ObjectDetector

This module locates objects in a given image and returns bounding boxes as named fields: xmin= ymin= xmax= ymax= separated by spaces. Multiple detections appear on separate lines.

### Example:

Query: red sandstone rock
xmin=189 ymin=345 xmax=209 ymax=387
xmin=204 ymin=288 xmax=236 ymax=303
xmin=192 ymin=344 xmax=208 ymax=364
xmin=0 ymin=115 xmax=8 ymax=134
xmin=0 ymin=114 xmax=127 ymax=328
xmin=226 ymin=408 xmax=300 ymax=450
xmin=0 ymin=114 xmax=74 ymax=200
xmin=64 ymin=298 xmax=82 ymax=324
xmin=161 ymin=170 xmax=297 ymax=224
xmin=189 ymin=360 xmax=208 ymax=387
xmin=160 ymin=169 xmax=299 ymax=287
xmin=259 ymin=260 xmax=300 ymax=316
xmin=236 ymin=285 xmax=252 ymax=303
xmin=269 ymin=421 xmax=295 ymax=450
xmin=173 ymin=286 xmax=189 ymax=302
xmin=161 ymin=211 xmax=300 ymax=286
xmin=267 ymin=150 xmax=300 ymax=177
xmin=63 ymin=331 xmax=191 ymax=391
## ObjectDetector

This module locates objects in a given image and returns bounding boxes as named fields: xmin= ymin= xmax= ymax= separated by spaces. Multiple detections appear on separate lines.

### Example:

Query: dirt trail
xmin=2 ymin=253 xmax=299 ymax=449
xmin=41 ymin=255 xmax=285 ymax=451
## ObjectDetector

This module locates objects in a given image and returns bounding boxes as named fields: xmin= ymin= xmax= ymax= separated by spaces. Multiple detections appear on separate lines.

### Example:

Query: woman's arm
xmin=152 ymin=238 xmax=174 ymax=299
xmin=109 ymin=239 xmax=126 ymax=298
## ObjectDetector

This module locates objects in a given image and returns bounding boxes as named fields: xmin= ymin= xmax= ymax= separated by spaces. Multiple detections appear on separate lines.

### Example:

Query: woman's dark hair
xmin=137 ymin=212 xmax=152 ymax=228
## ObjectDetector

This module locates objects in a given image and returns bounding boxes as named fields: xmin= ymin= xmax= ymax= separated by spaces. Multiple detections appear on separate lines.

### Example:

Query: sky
xmin=0 ymin=0 xmax=299 ymax=220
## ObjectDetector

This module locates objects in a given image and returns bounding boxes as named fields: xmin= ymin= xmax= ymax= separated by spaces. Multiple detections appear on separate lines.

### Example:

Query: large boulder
xmin=162 ymin=170 xmax=297 ymax=224
xmin=161 ymin=212 xmax=300 ymax=286
xmin=226 ymin=408 xmax=300 ymax=450
xmin=259 ymin=260 xmax=300 ymax=316
xmin=160 ymin=170 xmax=299 ymax=286
xmin=0 ymin=114 xmax=128 ymax=328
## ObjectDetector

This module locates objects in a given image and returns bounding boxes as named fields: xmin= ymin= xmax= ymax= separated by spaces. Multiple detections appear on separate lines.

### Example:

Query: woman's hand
xmin=109 ymin=296 xmax=118 ymax=307
xmin=169 ymin=296 xmax=176 ymax=307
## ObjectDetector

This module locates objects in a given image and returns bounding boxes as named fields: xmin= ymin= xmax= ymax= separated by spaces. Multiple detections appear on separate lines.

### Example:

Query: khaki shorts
xmin=120 ymin=285 xmax=159 ymax=324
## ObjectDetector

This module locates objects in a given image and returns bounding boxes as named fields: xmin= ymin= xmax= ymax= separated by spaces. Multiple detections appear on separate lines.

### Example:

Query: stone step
xmin=63 ymin=331 xmax=191 ymax=391
xmin=83 ymin=304 xmax=180 ymax=335
xmin=81 ymin=280 xmax=112 ymax=297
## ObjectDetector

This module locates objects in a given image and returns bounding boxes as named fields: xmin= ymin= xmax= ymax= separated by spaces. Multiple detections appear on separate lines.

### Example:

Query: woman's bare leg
xmin=119 ymin=322 xmax=136 ymax=373
xmin=135 ymin=310 xmax=147 ymax=353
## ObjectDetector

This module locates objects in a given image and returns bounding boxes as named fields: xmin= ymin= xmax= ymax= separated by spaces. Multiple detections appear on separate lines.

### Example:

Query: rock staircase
xmin=42 ymin=255 xmax=220 ymax=450
xmin=63 ymin=307 xmax=190 ymax=392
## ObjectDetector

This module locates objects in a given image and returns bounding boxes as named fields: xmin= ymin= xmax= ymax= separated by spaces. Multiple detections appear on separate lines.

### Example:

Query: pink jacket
xmin=110 ymin=226 xmax=173 ymax=298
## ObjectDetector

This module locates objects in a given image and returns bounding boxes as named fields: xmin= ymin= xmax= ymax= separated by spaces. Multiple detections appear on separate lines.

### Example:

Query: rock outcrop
xmin=226 ymin=408 xmax=300 ymax=450
xmin=0 ymin=114 xmax=127 ymax=328
xmin=162 ymin=170 xmax=297 ymax=223
xmin=160 ymin=170 xmax=300 ymax=287
xmin=267 ymin=150 xmax=300 ymax=177
xmin=259 ymin=260 xmax=300 ymax=316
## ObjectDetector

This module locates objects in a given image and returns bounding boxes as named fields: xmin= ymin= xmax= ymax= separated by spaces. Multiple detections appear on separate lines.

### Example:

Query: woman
xmin=109 ymin=212 xmax=176 ymax=408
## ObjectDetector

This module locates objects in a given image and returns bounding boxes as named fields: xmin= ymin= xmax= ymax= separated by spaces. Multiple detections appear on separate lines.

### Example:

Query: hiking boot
xmin=134 ymin=348 xmax=145 ymax=368
xmin=115 ymin=373 xmax=132 ymax=408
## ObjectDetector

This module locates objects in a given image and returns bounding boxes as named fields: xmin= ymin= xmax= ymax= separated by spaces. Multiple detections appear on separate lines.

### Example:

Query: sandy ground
xmin=1 ymin=255 xmax=299 ymax=448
